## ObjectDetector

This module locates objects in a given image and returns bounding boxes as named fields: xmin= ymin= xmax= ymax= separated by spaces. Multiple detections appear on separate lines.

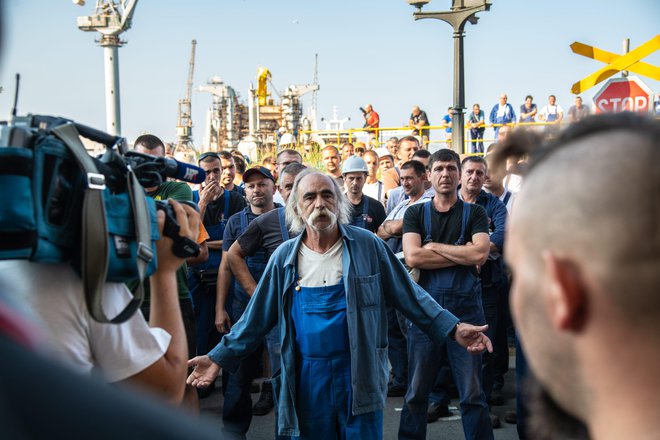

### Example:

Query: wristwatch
xmin=449 ymin=322 xmax=461 ymax=341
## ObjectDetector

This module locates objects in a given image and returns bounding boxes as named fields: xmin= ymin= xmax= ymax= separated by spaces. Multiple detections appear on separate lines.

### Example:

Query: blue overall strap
xmin=192 ymin=190 xmax=200 ymax=205
xmin=278 ymin=207 xmax=289 ymax=241
xmin=239 ymin=207 xmax=249 ymax=232
xmin=222 ymin=190 xmax=230 ymax=221
xmin=502 ymin=191 xmax=512 ymax=207
xmin=455 ymin=202 xmax=472 ymax=245
xmin=422 ymin=200 xmax=432 ymax=244
xmin=362 ymin=195 xmax=369 ymax=216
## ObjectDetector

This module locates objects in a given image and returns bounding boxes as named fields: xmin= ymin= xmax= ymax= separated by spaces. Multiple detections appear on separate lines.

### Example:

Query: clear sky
xmin=1 ymin=0 xmax=658 ymax=144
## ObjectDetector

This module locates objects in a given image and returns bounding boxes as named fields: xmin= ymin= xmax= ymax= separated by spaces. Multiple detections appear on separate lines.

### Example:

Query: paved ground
xmin=199 ymin=356 xmax=520 ymax=439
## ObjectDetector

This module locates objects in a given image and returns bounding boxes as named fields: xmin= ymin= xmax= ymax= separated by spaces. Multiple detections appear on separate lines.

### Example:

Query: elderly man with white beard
xmin=187 ymin=170 xmax=492 ymax=439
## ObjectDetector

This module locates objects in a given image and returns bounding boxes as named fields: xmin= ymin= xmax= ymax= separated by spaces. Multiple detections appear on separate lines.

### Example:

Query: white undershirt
xmin=297 ymin=238 xmax=343 ymax=287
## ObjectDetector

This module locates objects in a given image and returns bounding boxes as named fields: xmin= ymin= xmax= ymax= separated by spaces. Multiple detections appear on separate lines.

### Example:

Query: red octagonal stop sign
xmin=593 ymin=76 xmax=654 ymax=114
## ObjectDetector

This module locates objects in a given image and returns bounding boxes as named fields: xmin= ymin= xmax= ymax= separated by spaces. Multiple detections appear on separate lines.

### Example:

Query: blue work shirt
xmin=208 ymin=224 xmax=459 ymax=437
xmin=459 ymin=189 xmax=508 ymax=286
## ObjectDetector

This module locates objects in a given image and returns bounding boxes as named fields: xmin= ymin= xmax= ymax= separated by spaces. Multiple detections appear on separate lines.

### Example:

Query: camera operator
xmin=0 ymin=199 xmax=200 ymax=404
xmin=132 ymin=134 xmax=207 ymax=410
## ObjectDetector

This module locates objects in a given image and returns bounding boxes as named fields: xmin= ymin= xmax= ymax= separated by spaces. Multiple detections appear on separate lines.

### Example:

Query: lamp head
xmin=406 ymin=0 xmax=431 ymax=12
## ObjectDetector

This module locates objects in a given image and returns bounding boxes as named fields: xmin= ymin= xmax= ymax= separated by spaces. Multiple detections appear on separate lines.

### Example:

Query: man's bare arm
xmin=227 ymin=241 xmax=257 ymax=297
xmin=119 ymin=201 xmax=199 ymax=404
xmin=423 ymin=232 xmax=490 ymax=266
xmin=215 ymin=253 xmax=232 ymax=334
xmin=376 ymin=219 xmax=403 ymax=240
xmin=206 ymin=239 xmax=222 ymax=251
xmin=402 ymin=232 xmax=455 ymax=270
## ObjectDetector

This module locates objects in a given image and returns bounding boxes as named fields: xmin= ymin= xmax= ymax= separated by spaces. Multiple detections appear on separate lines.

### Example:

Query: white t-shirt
xmin=504 ymin=173 xmax=523 ymax=194
xmin=499 ymin=190 xmax=516 ymax=214
xmin=363 ymin=181 xmax=385 ymax=206
xmin=0 ymin=261 xmax=170 ymax=382
xmin=539 ymin=104 xmax=564 ymax=120
xmin=297 ymin=238 xmax=343 ymax=288
xmin=273 ymin=190 xmax=285 ymax=206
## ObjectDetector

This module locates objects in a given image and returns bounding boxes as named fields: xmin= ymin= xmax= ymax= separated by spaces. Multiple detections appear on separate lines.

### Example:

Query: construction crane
xmin=176 ymin=39 xmax=197 ymax=152
xmin=75 ymin=0 xmax=139 ymax=135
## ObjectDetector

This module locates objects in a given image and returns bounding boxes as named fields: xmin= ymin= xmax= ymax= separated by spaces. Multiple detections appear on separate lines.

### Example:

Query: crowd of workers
xmin=344 ymin=95 xmax=593 ymax=155
xmin=2 ymin=113 xmax=658 ymax=440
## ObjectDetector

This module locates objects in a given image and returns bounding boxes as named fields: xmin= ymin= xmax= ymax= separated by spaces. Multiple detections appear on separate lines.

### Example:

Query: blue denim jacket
xmin=474 ymin=190 xmax=508 ymax=286
xmin=208 ymin=224 xmax=459 ymax=437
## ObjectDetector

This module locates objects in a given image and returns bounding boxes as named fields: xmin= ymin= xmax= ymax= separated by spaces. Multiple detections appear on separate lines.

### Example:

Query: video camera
xmin=0 ymin=112 xmax=205 ymax=323
xmin=359 ymin=107 xmax=367 ymax=115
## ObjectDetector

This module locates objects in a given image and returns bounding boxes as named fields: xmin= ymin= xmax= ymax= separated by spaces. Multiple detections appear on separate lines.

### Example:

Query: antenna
xmin=176 ymin=39 xmax=197 ymax=152
xmin=311 ymin=53 xmax=318 ymax=112
xmin=11 ymin=73 xmax=20 ymax=118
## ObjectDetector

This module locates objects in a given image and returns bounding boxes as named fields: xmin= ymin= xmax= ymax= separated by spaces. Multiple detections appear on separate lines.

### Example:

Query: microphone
xmin=158 ymin=157 xmax=206 ymax=184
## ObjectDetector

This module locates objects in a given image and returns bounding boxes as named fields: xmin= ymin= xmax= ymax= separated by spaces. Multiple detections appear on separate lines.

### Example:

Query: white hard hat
xmin=279 ymin=133 xmax=295 ymax=146
xmin=342 ymin=156 xmax=368 ymax=175
xmin=375 ymin=147 xmax=393 ymax=160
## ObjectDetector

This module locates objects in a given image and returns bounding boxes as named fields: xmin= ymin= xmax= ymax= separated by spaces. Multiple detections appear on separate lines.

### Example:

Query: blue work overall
xmin=399 ymin=201 xmax=492 ymax=440
xmin=287 ymin=275 xmax=382 ymax=439
xmin=236 ymin=208 xmax=281 ymax=376
xmin=189 ymin=192 xmax=230 ymax=355
xmin=224 ymin=207 xmax=277 ymax=437
xmin=350 ymin=196 xmax=370 ymax=230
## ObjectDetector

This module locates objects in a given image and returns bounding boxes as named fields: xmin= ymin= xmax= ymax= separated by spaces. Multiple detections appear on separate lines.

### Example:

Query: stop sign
xmin=593 ymin=76 xmax=654 ymax=114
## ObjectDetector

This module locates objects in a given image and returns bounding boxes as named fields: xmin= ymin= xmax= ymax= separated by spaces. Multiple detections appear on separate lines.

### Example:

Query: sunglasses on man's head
xmin=199 ymin=152 xmax=220 ymax=161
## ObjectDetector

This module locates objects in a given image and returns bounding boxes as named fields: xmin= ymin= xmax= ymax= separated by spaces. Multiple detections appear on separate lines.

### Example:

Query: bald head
xmin=510 ymin=116 xmax=660 ymax=323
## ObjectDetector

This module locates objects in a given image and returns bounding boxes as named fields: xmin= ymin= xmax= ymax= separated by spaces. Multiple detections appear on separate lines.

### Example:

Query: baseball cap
xmin=243 ymin=166 xmax=275 ymax=184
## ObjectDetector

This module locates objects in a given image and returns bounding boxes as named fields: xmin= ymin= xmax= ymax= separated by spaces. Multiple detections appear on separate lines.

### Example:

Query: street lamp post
xmin=406 ymin=1 xmax=491 ymax=154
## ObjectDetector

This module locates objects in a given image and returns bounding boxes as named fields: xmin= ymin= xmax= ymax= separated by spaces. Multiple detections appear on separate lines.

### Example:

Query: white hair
xmin=285 ymin=169 xmax=352 ymax=235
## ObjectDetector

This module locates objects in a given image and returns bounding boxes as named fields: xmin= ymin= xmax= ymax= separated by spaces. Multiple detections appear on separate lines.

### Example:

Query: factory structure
xmin=74 ymin=1 xmax=332 ymax=160
xmin=194 ymin=66 xmax=321 ymax=160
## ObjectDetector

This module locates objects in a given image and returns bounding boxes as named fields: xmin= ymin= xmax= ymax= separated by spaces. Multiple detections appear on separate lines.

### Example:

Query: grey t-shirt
xmin=237 ymin=207 xmax=299 ymax=260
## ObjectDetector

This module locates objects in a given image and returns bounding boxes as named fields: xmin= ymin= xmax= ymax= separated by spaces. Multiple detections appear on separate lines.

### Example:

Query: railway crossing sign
xmin=570 ymin=34 xmax=660 ymax=94
xmin=593 ymin=76 xmax=654 ymax=114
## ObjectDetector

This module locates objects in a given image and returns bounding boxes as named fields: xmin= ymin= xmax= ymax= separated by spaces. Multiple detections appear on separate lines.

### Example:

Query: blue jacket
xmin=489 ymin=103 xmax=516 ymax=125
xmin=470 ymin=189 xmax=508 ymax=286
xmin=208 ymin=224 xmax=459 ymax=437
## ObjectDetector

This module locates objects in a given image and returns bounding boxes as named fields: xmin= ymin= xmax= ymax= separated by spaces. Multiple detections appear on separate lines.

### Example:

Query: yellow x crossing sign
xmin=570 ymin=34 xmax=660 ymax=94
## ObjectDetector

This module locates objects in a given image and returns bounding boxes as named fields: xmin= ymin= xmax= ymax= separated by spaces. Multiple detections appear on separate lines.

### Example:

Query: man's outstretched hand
xmin=186 ymin=355 xmax=221 ymax=389
xmin=455 ymin=323 xmax=493 ymax=354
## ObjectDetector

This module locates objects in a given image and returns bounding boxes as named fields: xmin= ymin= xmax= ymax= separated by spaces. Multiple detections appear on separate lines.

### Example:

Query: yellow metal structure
xmin=257 ymin=67 xmax=271 ymax=106
xmin=571 ymin=34 xmax=660 ymax=94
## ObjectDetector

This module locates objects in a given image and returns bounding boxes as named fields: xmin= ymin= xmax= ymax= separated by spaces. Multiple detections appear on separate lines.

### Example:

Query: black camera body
xmin=155 ymin=200 xmax=201 ymax=259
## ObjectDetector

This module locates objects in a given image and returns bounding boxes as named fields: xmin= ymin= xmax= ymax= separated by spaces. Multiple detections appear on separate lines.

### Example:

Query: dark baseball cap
xmin=243 ymin=166 xmax=275 ymax=184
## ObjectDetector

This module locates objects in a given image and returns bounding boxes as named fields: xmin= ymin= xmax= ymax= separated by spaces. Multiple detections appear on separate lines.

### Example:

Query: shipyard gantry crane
xmin=75 ymin=0 xmax=139 ymax=135
xmin=176 ymin=39 xmax=197 ymax=152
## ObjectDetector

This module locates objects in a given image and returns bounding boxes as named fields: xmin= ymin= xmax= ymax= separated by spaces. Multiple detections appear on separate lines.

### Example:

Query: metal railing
xmin=298 ymin=120 xmax=574 ymax=155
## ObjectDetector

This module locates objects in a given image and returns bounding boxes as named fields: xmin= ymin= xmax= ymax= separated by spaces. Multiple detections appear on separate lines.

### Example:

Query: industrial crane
xmin=75 ymin=0 xmax=139 ymax=135
xmin=176 ymin=39 xmax=197 ymax=152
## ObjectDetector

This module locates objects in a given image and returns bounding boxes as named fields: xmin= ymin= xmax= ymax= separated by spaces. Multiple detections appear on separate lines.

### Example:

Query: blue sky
xmin=1 ymin=0 xmax=658 ymax=144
